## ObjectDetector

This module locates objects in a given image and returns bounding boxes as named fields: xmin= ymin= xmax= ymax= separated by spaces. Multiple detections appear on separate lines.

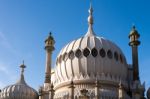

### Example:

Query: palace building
xmin=0 ymin=3 xmax=150 ymax=99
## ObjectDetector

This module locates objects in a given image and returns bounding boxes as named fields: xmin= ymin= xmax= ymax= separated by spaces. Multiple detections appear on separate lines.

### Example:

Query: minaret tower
xmin=129 ymin=25 xmax=140 ymax=81
xmin=44 ymin=32 xmax=55 ymax=87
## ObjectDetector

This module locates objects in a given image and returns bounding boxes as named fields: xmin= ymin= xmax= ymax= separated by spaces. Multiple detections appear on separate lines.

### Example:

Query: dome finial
xmin=85 ymin=0 xmax=95 ymax=37
xmin=16 ymin=60 xmax=27 ymax=85
xmin=49 ymin=32 xmax=52 ymax=36
xmin=20 ymin=60 xmax=26 ymax=75
xmin=88 ymin=0 xmax=94 ymax=26
xmin=132 ymin=24 xmax=136 ymax=30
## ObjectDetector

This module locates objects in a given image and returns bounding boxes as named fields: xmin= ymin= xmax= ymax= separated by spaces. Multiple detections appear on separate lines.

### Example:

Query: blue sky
xmin=0 ymin=0 xmax=150 ymax=92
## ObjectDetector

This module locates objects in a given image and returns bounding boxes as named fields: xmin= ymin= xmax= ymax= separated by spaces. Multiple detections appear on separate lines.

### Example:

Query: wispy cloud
xmin=0 ymin=32 xmax=11 ymax=49
xmin=0 ymin=32 xmax=19 ymax=56
xmin=0 ymin=32 xmax=24 ymax=89
xmin=0 ymin=61 xmax=17 ymax=89
xmin=0 ymin=62 xmax=10 ymax=76
xmin=0 ymin=32 xmax=16 ymax=88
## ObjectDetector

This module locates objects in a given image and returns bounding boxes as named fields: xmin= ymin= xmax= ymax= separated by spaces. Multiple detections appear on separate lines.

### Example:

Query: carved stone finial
xmin=20 ymin=60 xmax=26 ymax=75
xmin=16 ymin=61 xmax=27 ymax=85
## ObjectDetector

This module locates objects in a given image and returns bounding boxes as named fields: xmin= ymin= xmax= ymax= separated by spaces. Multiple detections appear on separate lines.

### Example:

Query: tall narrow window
xmin=75 ymin=49 xmax=82 ymax=58
xmin=91 ymin=48 xmax=98 ymax=57
xmin=99 ymin=48 xmax=106 ymax=58
xmin=69 ymin=51 xmax=74 ymax=59
xmin=83 ymin=48 xmax=90 ymax=57
xmin=120 ymin=54 xmax=123 ymax=63
xmin=107 ymin=50 xmax=113 ymax=59
xmin=114 ymin=52 xmax=118 ymax=61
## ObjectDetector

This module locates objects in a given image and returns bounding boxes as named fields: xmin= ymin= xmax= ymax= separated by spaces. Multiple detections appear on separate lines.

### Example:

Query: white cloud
xmin=0 ymin=32 xmax=19 ymax=56
xmin=0 ymin=32 xmax=22 ymax=89
xmin=0 ymin=61 xmax=17 ymax=88
xmin=0 ymin=32 xmax=11 ymax=48
xmin=0 ymin=63 xmax=10 ymax=76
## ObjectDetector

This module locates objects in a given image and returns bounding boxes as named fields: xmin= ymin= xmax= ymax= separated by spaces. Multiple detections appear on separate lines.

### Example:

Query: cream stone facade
xmin=0 ymin=3 xmax=150 ymax=99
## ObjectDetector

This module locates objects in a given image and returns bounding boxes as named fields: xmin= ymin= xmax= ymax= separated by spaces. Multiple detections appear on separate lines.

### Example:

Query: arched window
xmin=120 ymin=54 xmax=123 ymax=63
xmin=99 ymin=48 xmax=106 ymax=58
xmin=69 ymin=51 xmax=74 ymax=59
xmin=91 ymin=48 xmax=98 ymax=57
xmin=59 ymin=55 xmax=62 ymax=63
xmin=107 ymin=50 xmax=113 ymax=59
xmin=63 ymin=53 xmax=68 ymax=61
xmin=75 ymin=49 xmax=82 ymax=58
xmin=83 ymin=48 xmax=90 ymax=57
xmin=114 ymin=52 xmax=118 ymax=61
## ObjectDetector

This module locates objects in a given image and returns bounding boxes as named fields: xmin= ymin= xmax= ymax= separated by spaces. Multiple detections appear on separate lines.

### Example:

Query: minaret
xmin=129 ymin=25 xmax=140 ymax=81
xmin=44 ymin=32 xmax=55 ymax=85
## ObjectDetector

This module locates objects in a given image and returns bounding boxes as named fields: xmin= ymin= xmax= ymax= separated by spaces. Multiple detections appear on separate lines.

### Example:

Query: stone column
xmin=44 ymin=33 xmax=55 ymax=86
xmin=39 ymin=87 xmax=43 ymax=99
xmin=95 ymin=80 xmax=99 ymax=99
xmin=49 ymin=84 xmax=55 ymax=99
xmin=118 ymin=81 xmax=125 ymax=99
xmin=68 ymin=81 xmax=75 ymax=99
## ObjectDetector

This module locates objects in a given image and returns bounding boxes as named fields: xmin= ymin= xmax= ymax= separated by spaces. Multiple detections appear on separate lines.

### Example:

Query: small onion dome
xmin=129 ymin=25 xmax=140 ymax=38
xmin=45 ymin=32 xmax=55 ymax=42
xmin=129 ymin=25 xmax=140 ymax=46
xmin=45 ymin=32 xmax=55 ymax=51
xmin=0 ymin=62 xmax=38 ymax=99
xmin=147 ymin=87 xmax=150 ymax=99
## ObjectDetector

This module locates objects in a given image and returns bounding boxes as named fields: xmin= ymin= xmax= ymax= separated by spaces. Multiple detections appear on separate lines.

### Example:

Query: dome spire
xmin=85 ymin=0 xmax=96 ymax=37
xmin=89 ymin=0 xmax=94 ymax=25
xmin=16 ymin=60 xmax=27 ymax=85
xmin=20 ymin=60 xmax=26 ymax=75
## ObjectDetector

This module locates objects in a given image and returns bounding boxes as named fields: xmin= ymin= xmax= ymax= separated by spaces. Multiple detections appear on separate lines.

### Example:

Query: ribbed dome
xmin=54 ymin=33 xmax=127 ymax=83
xmin=147 ymin=88 xmax=150 ymax=99
xmin=53 ymin=6 xmax=128 ymax=86
xmin=0 ymin=63 xmax=38 ymax=99
xmin=0 ymin=83 xmax=38 ymax=99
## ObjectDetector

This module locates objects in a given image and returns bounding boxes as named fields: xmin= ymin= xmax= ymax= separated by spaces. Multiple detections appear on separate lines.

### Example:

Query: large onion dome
xmin=0 ymin=62 xmax=38 ymax=99
xmin=53 ymin=4 xmax=128 ymax=87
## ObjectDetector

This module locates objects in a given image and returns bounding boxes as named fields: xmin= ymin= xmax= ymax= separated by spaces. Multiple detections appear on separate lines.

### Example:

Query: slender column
xmin=39 ymin=95 xmax=43 ymax=99
xmin=95 ymin=80 xmax=99 ymax=99
xmin=118 ymin=81 xmax=125 ymax=99
xmin=49 ymin=84 xmax=55 ymax=99
xmin=68 ymin=81 xmax=75 ymax=99
xmin=128 ymin=26 xmax=140 ymax=81
xmin=39 ymin=86 xmax=43 ymax=99
xmin=44 ymin=33 xmax=55 ymax=85
xmin=45 ymin=50 xmax=52 ymax=83
xmin=132 ymin=46 xmax=139 ymax=81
